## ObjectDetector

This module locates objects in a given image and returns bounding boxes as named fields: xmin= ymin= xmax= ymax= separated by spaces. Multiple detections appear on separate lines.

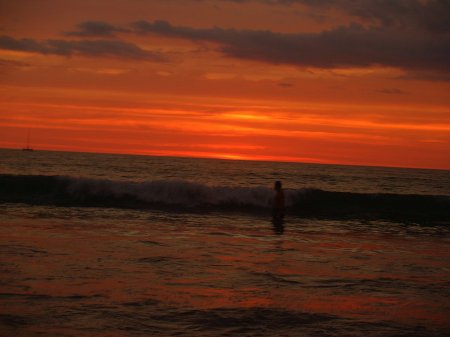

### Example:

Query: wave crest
xmin=64 ymin=176 xmax=274 ymax=208
xmin=1 ymin=174 xmax=449 ymax=224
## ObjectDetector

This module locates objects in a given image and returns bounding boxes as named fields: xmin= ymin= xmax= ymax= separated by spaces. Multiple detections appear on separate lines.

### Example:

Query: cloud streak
xmin=65 ymin=21 xmax=130 ymax=37
xmin=0 ymin=35 xmax=164 ymax=61
xmin=222 ymin=0 xmax=450 ymax=33
xmin=3 ymin=6 xmax=449 ymax=77
xmin=132 ymin=20 xmax=450 ymax=74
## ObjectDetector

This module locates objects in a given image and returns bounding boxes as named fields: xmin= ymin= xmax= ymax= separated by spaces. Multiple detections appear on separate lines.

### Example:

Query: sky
xmin=0 ymin=0 xmax=449 ymax=169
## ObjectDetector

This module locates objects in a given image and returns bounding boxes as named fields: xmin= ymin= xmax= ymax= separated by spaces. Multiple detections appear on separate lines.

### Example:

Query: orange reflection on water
xmin=2 ymin=216 xmax=449 ymax=331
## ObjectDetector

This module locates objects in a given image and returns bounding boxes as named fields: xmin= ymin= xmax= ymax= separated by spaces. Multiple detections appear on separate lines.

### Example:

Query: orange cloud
xmin=1 ymin=1 xmax=449 ymax=169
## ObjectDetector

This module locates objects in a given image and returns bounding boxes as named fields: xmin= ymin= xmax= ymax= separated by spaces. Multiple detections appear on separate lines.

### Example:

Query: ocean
xmin=1 ymin=148 xmax=449 ymax=336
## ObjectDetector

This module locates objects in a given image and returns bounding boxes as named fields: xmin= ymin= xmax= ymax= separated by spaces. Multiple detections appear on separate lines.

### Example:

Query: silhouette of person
xmin=273 ymin=180 xmax=285 ymax=220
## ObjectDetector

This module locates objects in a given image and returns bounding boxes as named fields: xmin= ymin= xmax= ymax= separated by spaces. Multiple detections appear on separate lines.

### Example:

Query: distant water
xmin=1 ymin=148 xmax=449 ymax=336
xmin=1 ymin=149 xmax=449 ymax=195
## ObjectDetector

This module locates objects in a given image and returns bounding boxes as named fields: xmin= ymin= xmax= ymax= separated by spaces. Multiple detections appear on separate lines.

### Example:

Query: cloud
xmin=0 ymin=35 xmax=165 ymax=61
xmin=326 ymin=0 xmax=450 ymax=33
xmin=0 ymin=59 xmax=31 ymax=74
xmin=221 ymin=0 xmax=450 ymax=33
xmin=65 ymin=21 xmax=129 ymax=37
xmin=131 ymin=20 xmax=450 ymax=74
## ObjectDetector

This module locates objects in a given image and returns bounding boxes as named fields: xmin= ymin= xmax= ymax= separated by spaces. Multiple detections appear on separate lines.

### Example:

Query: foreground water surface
xmin=1 ymin=204 xmax=449 ymax=336
xmin=1 ymin=150 xmax=449 ymax=336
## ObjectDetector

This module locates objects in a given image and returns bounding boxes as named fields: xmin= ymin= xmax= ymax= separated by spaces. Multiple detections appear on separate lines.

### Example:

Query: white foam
xmin=61 ymin=176 xmax=293 ymax=208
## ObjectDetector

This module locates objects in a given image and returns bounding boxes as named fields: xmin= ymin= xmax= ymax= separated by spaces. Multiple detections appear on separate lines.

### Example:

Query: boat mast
xmin=26 ymin=129 xmax=30 ymax=150
xmin=22 ymin=129 xmax=33 ymax=151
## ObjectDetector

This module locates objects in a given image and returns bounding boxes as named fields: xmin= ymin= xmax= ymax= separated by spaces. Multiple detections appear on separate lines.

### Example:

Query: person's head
xmin=274 ymin=180 xmax=282 ymax=191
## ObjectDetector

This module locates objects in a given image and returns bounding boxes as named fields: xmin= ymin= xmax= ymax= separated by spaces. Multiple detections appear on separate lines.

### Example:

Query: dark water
xmin=1 ymin=149 xmax=449 ymax=336
xmin=1 ymin=149 xmax=449 ymax=195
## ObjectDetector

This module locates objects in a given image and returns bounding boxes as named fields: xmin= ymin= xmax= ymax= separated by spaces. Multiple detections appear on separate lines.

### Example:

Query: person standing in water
xmin=273 ymin=180 xmax=285 ymax=220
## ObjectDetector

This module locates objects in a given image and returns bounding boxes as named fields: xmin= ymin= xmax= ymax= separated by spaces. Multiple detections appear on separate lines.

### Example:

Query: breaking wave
xmin=1 ymin=174 xmax=449 ymax=224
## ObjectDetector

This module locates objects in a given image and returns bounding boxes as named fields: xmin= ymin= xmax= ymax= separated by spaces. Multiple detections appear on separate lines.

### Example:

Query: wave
xmin=1 ymin=174 xmax=449 ymax=224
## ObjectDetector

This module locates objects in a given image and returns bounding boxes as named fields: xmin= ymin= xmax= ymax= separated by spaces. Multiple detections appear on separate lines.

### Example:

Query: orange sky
xmin=1 ymin=0 xmax=449 ymax=169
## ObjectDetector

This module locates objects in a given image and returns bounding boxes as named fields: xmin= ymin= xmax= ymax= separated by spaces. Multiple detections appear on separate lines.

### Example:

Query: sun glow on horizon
xmin=1 ymin=95 xmax=449 ymax=169
xmin=0 ymin=1 xmax=449 ymax=170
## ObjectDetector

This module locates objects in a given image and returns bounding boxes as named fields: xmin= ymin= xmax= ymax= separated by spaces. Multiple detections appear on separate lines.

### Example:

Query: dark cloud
xmin=313 ymin=0 xmax=450 ymax=34
xmin=65 ymin=21 xmax=129 ymax=37
xmin=222 ymin=0 xmax=450 ymax=33
xmin=131 ymin=20 xmax=450 ymax=74
xmin=0 ymin=36 xmax=43 ymax=53
xmin=0 ymin=35 xmax=165 ymax=61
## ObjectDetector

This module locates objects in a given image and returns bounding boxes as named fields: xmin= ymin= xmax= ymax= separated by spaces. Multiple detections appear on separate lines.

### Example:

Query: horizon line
xmin=1 ymin=146 xmax=448 ymax=172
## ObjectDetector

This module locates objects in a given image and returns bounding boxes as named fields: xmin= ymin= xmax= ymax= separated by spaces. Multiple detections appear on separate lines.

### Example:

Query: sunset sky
xmin=1 ymin=0 xmax=449 ymax=169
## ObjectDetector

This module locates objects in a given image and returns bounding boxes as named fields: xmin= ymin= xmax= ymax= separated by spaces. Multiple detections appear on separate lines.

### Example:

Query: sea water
xmin=0 ymin=148 xmax=449 ymax=336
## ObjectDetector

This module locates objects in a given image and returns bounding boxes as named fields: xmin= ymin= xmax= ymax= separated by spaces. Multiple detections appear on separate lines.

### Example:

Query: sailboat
xmin=22 ymin=129 xmax=34 ymax=151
